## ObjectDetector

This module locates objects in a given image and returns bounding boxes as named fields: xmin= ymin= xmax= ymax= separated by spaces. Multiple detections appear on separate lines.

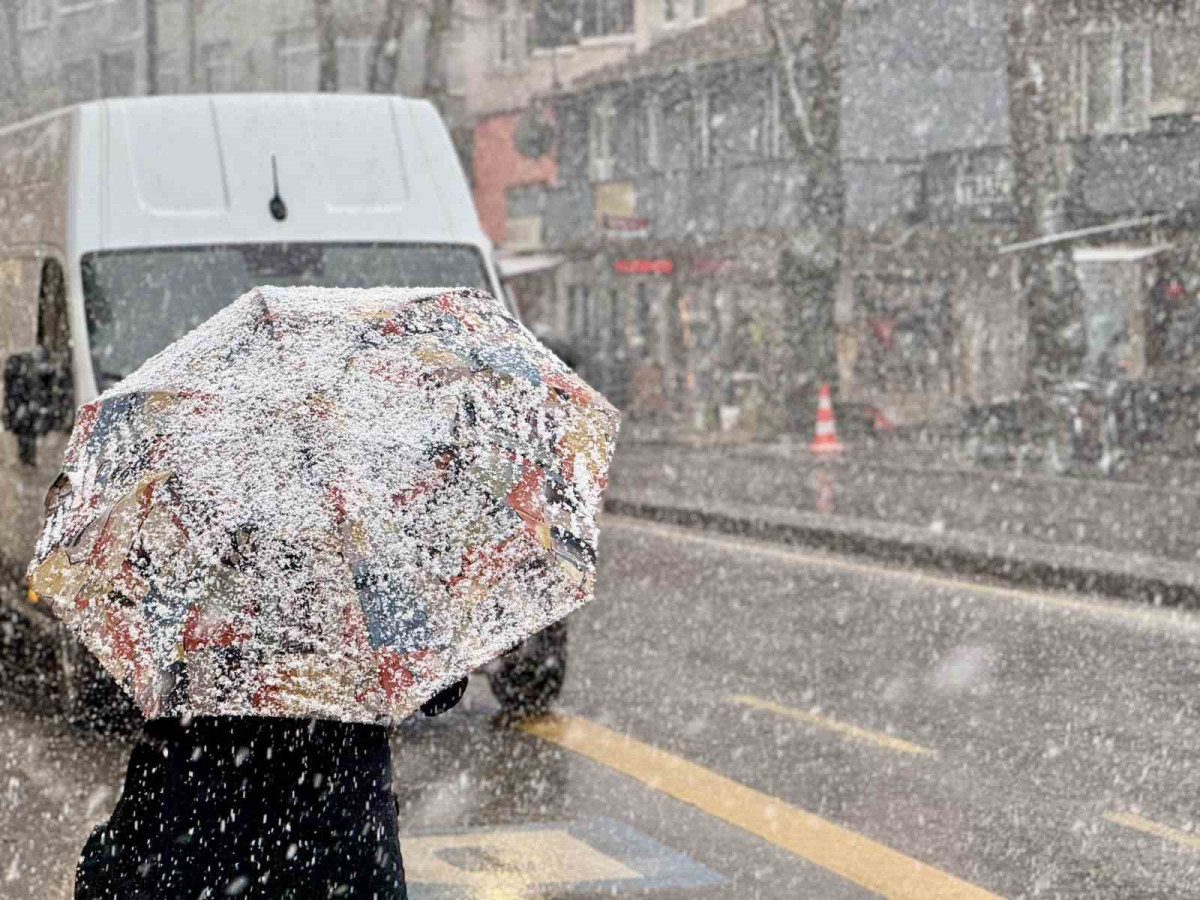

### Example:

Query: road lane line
xmin=520 ymin=713 xmax=1002 ymax=900
xmin=1103 ymin=811 xmax=1200 ymax=851
xmin=607 ymin=516 xmax=1200 ymax=637
xmin=729 ymin=693 xmax=935 ymax=757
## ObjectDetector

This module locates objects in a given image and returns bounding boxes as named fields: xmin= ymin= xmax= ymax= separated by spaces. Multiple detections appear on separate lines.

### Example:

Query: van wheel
xmin=56 ymin=631 xmax=140 ymax=734
xmin=487 ymin=620 xmax=567 ymax=721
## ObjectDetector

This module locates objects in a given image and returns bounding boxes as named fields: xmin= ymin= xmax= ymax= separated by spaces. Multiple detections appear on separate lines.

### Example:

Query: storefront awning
xmin=1072 ymin=244 xmax=1173 ymax=263
xmin=495 ymin=253 xmax=565 ymax=280
xmin=997 ymin=214 xmax=1168 ymax=255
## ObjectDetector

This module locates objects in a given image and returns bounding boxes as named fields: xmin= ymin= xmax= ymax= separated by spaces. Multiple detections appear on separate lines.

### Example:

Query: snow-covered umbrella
xmin=27 ymin=286 xmax=619 ymax=723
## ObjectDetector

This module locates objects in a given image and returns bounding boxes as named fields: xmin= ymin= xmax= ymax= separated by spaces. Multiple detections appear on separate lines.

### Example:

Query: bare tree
xmin=315 ymin=0 xmax=338 ymax=91
xmin=145 ymin=0 xmax=159 ymax=94
xmin=759 ymin=0 xmax=845 ymax=394
xmin=760 ymin=0 xmax=813 ymax=153
xmin=1005 ymin=0 xmax=1077 ymax=389
xmin=368 ymin=0 xmax=410 ymax=93
xmin=421 ymin=0 xmax=455 ymax=115
xmin=185 ymin=0 xmax=198 ymax=89
xmin=0 ymin=0 xmax=24 ymax=104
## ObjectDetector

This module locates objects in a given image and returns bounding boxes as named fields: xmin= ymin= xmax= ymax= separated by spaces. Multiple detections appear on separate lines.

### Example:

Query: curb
xmin=605 ymin=496 xmax=1200 ymax=610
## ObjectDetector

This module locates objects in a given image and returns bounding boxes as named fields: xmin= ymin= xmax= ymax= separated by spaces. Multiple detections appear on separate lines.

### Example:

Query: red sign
xmin=614 ymin=258 xmax=674 ymax=275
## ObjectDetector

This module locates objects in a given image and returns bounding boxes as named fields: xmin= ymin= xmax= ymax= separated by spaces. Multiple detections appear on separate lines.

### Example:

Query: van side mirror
xmin=3 ymin=350 xmax=74 ymax=466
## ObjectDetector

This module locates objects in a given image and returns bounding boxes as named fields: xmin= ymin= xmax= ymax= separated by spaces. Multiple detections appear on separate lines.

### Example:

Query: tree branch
xmin=759 ymin=0 xmax=814 ymax=153
xmin=369 ymin=0 xmax=409 ymax=93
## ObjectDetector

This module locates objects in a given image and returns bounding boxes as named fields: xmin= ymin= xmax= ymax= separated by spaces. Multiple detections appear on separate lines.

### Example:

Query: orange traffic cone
xmin=810 ymin=384 xmax=845 ymax=455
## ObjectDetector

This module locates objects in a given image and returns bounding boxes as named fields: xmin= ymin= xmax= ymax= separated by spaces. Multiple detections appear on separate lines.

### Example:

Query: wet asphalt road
xmin=5 ymin=516 xmax=1200 ymax=898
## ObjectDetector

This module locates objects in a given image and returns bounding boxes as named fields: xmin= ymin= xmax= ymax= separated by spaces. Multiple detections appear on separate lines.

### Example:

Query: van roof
xmin=70 ymin=94 xmax=489 ymax=254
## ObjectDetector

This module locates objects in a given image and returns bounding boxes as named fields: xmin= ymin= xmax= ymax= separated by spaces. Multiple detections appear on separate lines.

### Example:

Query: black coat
xmin=75 ymin=715 xmax=406 ymax=900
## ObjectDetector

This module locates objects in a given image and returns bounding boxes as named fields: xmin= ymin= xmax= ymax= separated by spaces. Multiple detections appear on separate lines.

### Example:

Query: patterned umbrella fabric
xmin=27 ymin=287 xmax=619 ymax=723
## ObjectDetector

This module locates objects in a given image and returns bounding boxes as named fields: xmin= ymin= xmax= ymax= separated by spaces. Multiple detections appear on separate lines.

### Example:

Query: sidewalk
xmin=606 ymin=431 xmax=1200 ymax=607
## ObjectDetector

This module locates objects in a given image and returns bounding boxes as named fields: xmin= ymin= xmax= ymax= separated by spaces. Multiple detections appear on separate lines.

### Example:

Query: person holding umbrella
xmin=27 ymin=286 xmax=619 ymax=899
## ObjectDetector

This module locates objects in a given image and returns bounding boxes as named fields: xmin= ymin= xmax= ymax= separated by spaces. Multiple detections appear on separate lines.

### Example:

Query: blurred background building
xmin=5 ymin=0 xmax=1200 ymax=446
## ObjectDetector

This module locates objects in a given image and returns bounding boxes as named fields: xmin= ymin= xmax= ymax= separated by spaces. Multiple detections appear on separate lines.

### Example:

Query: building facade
xmin=1008 ymin=0 xmax=1200 ymax=413
xmin=837 ymin=0 xmax=1021 ymax=427
xmin=511 ymin=3 xmax=823 ymax=432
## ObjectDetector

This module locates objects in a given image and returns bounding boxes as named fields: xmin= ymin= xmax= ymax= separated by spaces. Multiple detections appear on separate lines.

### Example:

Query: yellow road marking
xmin=607 ymin=516 xmax=1200 ymax=638
xmin=1104 ymin=811 xmax=1200 ymax=851
xmin=729 ymin=693 xmax=935 ymax=757
xmin=520 ymin=713 xmax=1003 ymax=900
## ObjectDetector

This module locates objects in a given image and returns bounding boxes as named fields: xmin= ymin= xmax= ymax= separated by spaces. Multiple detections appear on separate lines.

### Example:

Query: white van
xmin=0 ymin=94 xmax=525 ymax=722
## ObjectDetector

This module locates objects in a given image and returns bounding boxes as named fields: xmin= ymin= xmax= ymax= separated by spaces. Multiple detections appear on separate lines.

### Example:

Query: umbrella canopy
xmin=27 ymin=287 xmax=619 ymax=723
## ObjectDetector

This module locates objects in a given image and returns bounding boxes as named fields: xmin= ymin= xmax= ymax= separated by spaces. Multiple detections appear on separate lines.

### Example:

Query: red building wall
xmin=471 ymin=110 xmax=558 ymax=247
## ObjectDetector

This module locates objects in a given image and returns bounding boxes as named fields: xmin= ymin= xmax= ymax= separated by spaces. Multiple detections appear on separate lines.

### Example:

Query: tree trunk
xmin=0 ymin=0 xmax=24 ymax=103
xmin=315 ymin=0 xmax=338 ymax=92
xmin=185 ymin=0 xmax=198 ymax=89
xmin=1006 ymin=0 xmax=1067 ymax=389
xmin=368 ymin=0 xmax=408 ymax=93
xmin=760 ymin=0 xmax=812 ymax=154
xmin=144 ymin=0 xmax=159 ymax=95
xmin=421 ymin=0 xmax=454 ymax=116
xmin=760 ymin=0 xmax=844 ymax=401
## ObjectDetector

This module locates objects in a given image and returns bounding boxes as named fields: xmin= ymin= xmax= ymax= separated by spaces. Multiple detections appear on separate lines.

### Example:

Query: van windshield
xmin=81 ymin=242 xmax=493 ymax=388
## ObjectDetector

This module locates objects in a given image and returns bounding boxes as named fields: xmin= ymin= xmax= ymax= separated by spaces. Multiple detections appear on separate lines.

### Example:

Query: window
xmin=589 ymin=96 xmax=616 ymax=181
xmin=532 ymin=0 xmax=632 ymax=48
xmin=497 ymin=0 xmax=528 ymax=69
xmin=19 ymin=0 xmax=50 ymax=30
xmin=57 ymin=0 xmax=94 ymax=11
xmin=277 ymin=30 xmax=317 ymax=92
xmin=81 ymin=244 xmax=491 ymax=386
xmin=581 ymin=287 xmax=594 ymax=344
xmin=635 ymin=282 xmax=652 ymax=357
xmin=581 ymin=0 xmax=633 ymax=39
xmin=610 ymin=287 xmax=625 ymax=356
xmin=641 ymin=94 xmax=661 ymax=171
xmin=706 ymin=81 xmax=770 ymax=168
xmin=693 ymin=0 xmax=706 ymax=19
xmin=532 ymin=0 xmax=574 ymax=48
xmin=1083 ymin=31 xmax=1150 ymax=134
xmin=567 ymin=285 xmax=592 ymax=341
xmin=663 ymin=0 xmax=676 ymax=24
xmin=201 ymin=42 xmax=233 ymax=92
xmin=660 ymin=91 xmax=694 ymax=171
